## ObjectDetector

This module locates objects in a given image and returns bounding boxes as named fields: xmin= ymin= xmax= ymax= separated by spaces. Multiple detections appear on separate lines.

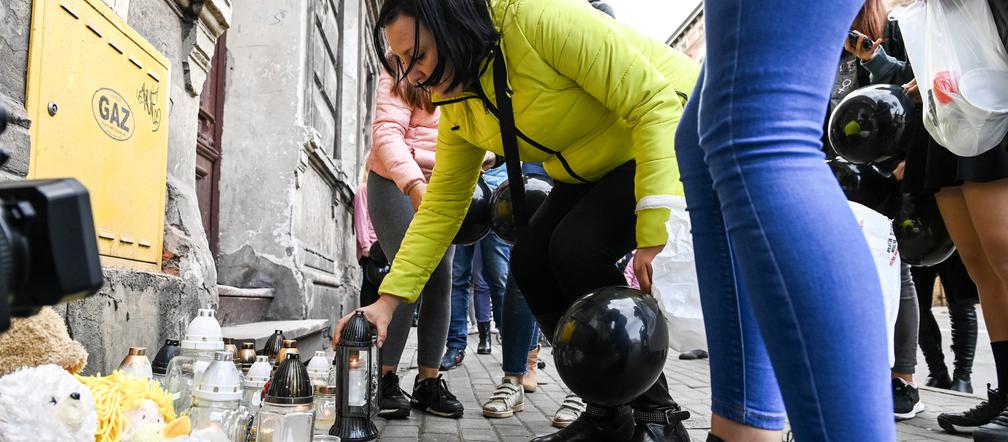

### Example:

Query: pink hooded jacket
xmin=367 ymin=72 xmax=439 ymax=194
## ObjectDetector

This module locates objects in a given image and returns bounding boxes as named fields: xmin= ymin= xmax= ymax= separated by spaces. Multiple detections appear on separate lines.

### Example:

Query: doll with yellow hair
xmin=75 ymin=371 xmax=190 ymax=442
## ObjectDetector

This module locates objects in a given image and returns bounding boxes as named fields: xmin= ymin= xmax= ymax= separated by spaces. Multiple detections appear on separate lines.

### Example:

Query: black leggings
xmin=509 ymin=161 xmax=675 ymax=409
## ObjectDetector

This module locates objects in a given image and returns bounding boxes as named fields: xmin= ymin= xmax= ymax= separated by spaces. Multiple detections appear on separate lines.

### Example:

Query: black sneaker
xmin=976 ymin=407 xmax=1008 ymax=442
xmin=938 ymin=385 xmax=1004 ymax=433
xmin=892 ymin=378 xmax=924 ymax=420
xmin=378 ymin=372 xmax=411 ymax=419
xmin=411 ymin=374 xmax=464 ymax=418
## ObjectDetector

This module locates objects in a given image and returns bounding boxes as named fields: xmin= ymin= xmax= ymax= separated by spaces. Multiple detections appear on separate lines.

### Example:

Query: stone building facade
xmin=666 ymin=3 xmax=705 ymax=63
xmin=0 ymin=0 xmax=377 ymax=374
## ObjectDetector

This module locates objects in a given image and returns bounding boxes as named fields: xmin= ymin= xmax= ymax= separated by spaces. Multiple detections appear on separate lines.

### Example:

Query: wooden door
xmin=196 ymin=33 xmax=227 ymax=257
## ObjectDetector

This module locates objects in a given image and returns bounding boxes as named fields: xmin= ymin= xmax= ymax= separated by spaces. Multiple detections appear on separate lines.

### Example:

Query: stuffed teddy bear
xmin=0 ymin=307 xmax=88 ymax=377
xmin=76 ymin=371 xmax=190 ymax=442
xmin=0 ymin=364 xmax=98 ymax=442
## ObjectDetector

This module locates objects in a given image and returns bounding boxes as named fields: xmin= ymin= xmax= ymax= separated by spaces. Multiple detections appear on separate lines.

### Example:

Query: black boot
xmin=631 ymin=404 xmax=691 ymax=442
xmin=926 ymin=369 xmax=952 ymax=389
xmin=950 ymin=301 xmax=978 ymax=394
xmin=477 ymin=321 xmax=492 ymax=355
xmin=951 ymin=373 xmax=973 ymax=394
xmin=531 ymin=403 xmax=635 ymax=442
xmin=706 ymin=435 xmax=725 ymax=442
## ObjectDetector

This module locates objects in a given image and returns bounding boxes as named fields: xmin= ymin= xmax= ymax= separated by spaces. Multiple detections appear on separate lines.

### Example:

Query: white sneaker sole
xmin=895 ymin=401 xmax=925 ymax=420
xmin=483 ymin=402 xmax=524 ymax=418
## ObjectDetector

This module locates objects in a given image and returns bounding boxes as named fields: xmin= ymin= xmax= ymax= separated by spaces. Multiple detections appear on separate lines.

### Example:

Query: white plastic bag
xmin=650 ymin=196 xmax=707 ymax=353
xmin=894 ymin=0 xmax=1008 ymax=156
xmin=848 ymin=202 xmax=902 ymax=368
xmin=650 ymin=199 xmax=901 ymax=364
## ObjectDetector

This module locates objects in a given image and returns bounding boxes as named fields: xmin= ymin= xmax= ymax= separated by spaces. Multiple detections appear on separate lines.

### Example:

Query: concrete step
xmin=221 ymin=319 xmax=331 ymax=361
xmin=217 ymin=285 xmax=273 ymax=326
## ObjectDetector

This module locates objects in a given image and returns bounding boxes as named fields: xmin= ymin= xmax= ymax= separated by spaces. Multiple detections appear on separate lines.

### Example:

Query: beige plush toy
xmin=0 ymin=307 xmax=88 ymax=377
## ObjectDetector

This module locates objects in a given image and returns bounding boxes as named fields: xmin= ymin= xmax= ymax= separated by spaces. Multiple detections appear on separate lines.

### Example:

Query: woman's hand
xmin=633 ymin=244 xmax=665 ymax=294
xmin=843 ymin=33 xmax=882 ymax=62
xmin=892 ymin=160 xmax=906 ymax=182
xmin=408 ymin=182 xmax=427 ymax=211
xmin=332 ymin=294 xmax=402 ymax=349
xmin=903 ymin=79 xmax=921 ymax=103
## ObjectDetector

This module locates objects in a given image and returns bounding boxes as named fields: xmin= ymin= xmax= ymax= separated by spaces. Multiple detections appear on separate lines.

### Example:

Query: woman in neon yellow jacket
xmin=335 ymin=0 xmax=700 ymax=440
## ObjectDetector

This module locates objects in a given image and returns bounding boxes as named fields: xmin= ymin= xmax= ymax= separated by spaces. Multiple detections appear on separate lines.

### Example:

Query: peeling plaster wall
xmin=218 ymin=0 xmax=371 ymax=324
xmin=0 ymin=0 xmax=228 ymax=374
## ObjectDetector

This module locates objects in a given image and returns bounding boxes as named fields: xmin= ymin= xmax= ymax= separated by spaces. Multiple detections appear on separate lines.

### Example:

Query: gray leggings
xmin=893 ymin=262 xmax=920 ymax=374
xmin=367 ymin=172 xmax=454 ymax=369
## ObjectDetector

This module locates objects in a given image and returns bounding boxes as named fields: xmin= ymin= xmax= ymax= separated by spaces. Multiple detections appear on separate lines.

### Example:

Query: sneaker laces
xmin=893 ymin=379 xmax=915 ymax=399
xmin=962 ymin=384 xmax=1002 ymax=420
xmin=433 ymin=375 xmax=458 ymax=402
xmin=383 ymin=374 xmax=413 ymax=401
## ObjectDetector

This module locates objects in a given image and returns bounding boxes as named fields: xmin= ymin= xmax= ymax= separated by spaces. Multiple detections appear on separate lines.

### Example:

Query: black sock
xmin=991 ymin=341 xmax=1008 ymax=398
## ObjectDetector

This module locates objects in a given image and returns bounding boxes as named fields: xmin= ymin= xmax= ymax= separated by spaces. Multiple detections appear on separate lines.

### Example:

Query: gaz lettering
xmin=92 ymin=88 xmax=133 ymax=141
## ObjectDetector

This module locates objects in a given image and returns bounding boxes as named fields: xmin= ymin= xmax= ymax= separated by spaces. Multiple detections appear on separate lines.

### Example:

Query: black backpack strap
xmin=491 ymin=45 xmax=529 ymax=230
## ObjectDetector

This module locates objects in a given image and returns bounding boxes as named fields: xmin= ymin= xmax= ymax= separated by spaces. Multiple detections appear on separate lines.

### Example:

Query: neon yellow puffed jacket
xmin=379 ymin=0 xmax=701 ymax=302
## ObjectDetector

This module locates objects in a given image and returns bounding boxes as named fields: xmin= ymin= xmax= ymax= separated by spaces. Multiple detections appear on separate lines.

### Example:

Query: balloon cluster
xmin=827 ymin=84 xmax=954 ymax=267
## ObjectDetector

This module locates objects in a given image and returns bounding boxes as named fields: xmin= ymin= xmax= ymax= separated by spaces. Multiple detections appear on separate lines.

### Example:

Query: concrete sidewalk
xmin=374 ymin=331 xmax=980 ymax=441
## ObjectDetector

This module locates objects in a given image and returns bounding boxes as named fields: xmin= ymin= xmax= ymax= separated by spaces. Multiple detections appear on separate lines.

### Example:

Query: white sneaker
xmin=552 ymin=394 xmax=586 ymax=428
xmin=483 ymin=376 xmax=524 ymax=418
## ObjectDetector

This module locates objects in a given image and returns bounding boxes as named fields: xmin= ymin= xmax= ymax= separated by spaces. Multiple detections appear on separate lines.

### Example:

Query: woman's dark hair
xmin=372 ymin=0 xmax=500 ymax=93
xmin=851 ymin=0 xmax=887 ymax=41
xmin=384 ymin=52 xmax=435 ymax=112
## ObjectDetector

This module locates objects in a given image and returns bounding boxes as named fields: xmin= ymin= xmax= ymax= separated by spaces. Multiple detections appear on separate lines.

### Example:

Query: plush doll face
xmin=75 ymin=371 xmax=177 ymax=442
xmin=0 ymin=364 xmax=98 ymax=442
xmin=122 ymin=399 xmax=165 ymax=439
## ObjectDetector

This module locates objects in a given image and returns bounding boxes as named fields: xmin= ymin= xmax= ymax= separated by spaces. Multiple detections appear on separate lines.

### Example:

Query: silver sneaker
xmin=551 ymin=394 xmax=586 ymax=428
xmin=482 ymin=376 xmax=524 ymax=418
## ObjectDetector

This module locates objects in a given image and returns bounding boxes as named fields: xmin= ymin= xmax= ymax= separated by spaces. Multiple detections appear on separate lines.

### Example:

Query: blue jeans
xmin=673 ymin=1 xmax=895 ymax=439
xmin=471 ymin=248 xmax=500 ymax=325
xmin=447 ymin=232 xmax=509 ymax=350
xmin=501 ymin=276 xmax=540 ymax=375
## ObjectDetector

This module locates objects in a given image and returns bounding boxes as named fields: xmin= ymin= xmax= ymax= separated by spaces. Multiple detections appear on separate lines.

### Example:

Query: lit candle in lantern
xmin=347 ymin=352 xmax=367 ymax=406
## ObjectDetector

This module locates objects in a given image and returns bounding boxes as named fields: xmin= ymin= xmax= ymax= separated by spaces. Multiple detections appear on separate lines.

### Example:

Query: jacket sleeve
xmin=378 ymin=117 xmax=486 ymax=303
xmin=862 ymin=46 xmax=915 ymax=85
xmin=513 ymin=0 xmax=696 ymax=247
xmin=372 ymin=72 xmax=428 ymax=194
xmin=353 ymin=185 xmax=377 ymax=259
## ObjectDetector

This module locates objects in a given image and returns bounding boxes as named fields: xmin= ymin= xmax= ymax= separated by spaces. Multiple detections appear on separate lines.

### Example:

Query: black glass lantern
xmin=329 ymin=312 xmax=379 ymax=441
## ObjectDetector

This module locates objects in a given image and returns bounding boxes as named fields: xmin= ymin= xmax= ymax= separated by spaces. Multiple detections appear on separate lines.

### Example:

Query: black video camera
xmin=0 ymin=104 xmax=103 ymax=333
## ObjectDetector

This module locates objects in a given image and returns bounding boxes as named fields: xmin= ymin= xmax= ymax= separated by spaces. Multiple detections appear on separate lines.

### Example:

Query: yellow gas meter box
xmin=25 ymin=0 xmax=170 ymax=271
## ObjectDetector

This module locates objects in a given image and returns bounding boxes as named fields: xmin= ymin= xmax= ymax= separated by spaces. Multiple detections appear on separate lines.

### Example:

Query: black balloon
xmin=365 ymin=241 xmax=390 ymax=286
xmin=553 ymin=286 xmax=669 ymax=406
xmin=453 ymin=176 xmax=493 ymax=245
xmin=827 ymin=158 xmax=900 ymax=214
xmin=490 ymin=175 xmax=553 ymax=244
xmin=369 ymin=242 xmax=387 ymax=267
xmin=365 ymin=261 xmax=389 ymax=286
xmin=893 ymin=193 xmax=956 ymax=266
xmin=829 ymin=84 xmax=919 ymax=164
